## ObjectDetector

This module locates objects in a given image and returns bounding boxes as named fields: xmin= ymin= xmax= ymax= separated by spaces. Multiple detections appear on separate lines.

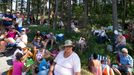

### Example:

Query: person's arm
xmin=126 ymin=56 xmax=133 ymax=68
xmin=22 ymin=64 xmax=31 ymax=72
xmin=48 ymin=51 xmax=61 ymax=75
xmin=48 ymin=62 xmax=56 ymax=75
xmin=73 ymin=55 xmax=81 ymax=75
xmin=116 ymin=54 xmax=121 ymax=66
xmin=75 ymin=72 xmax=81 ymax=75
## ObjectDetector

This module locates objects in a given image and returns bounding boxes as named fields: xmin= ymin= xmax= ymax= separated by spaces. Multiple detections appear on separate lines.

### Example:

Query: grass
xmin=27 ymin=25 xmax=134 ymax=74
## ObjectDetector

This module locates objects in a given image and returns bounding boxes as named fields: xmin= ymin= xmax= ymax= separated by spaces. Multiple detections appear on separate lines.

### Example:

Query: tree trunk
xmin=21 ymin=0 xmax=24 ymax=13
xmin=122 ymin=0 xmax=127 ymax=25
xmin=11 ymin=0 xmax=13 ymax=13
xmin=48 ymin=0 xmax=51 ymax=26
xmin=36 ymin=0 xmax=40 ymax=24
xmin=61 ymin=0 xmax=64 ymax=18
xmin=53 ymin=0 xmax=58 ymax=29
xmin=112 ymin=0 xmax=118 ymax=30
xmin=27 ymin=0 xmax=30 ymax=25
xmin=112 ymin=0 xmax=118 ymax=51
xmin=83 ymin=0 xmax=88 ymax=26
xmin=67 ymin=0 xmax=72 ymax=32
xmin=15 ymin=0 xmax=17 ymax=11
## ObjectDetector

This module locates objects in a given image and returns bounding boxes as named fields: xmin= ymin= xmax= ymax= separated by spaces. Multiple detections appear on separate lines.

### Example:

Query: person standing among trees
xmin=16 ymin=11 xmax=23 ymax=32
xmin=48 ymin=40 xmax=81 ymax=75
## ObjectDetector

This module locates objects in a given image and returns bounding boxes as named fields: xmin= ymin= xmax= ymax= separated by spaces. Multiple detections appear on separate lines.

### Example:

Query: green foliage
xmin=90 ymin=14 xmax=112 ymax=26
xmin=72 ymin=4 xmax=84 ymax=19
xmin=128 ymin=4 xmax=134 ymax=20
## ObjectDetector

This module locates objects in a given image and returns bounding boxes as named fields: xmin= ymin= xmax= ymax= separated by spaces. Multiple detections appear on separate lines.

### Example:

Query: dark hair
xmin=93 ymin=53 xmax=98 ymax=59
xmin=16 ymin=52 xmax=23 ymax=60
xmin=34 ymin=66 xmax=39 ymax=74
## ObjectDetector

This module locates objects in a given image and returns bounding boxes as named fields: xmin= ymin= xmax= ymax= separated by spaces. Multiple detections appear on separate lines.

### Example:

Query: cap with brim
xmin=21 ymin=28 xmax=26 ymax=31
xmin=122 ymin=48 xmax=128 ymax=53
xmin=114 ymin=30 xmax=118 ymax=35
xmin=6 ymin=9 xmax=11 ymax=12
xmin=64 ymin=40 xmax=74 ymax=47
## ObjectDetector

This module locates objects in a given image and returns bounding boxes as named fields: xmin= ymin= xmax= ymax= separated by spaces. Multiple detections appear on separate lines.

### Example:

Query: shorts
xmin=118 ymin=65 xmax=133 ymax=73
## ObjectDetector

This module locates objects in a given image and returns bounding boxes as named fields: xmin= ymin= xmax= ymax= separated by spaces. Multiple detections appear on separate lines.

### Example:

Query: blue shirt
xmin=39 ymin=59 xmax=49 ymax=71
xmin=119 ymin=54 xmax=133 ymax=67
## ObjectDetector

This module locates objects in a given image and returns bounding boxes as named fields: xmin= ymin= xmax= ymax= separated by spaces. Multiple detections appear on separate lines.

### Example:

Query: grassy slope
xmin=27 ymin=25 xmax=134 ymax=74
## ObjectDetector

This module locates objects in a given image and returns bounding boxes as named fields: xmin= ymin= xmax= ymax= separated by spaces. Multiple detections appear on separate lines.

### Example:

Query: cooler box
xmin=56 ymin=33 xmax=64 ymax=42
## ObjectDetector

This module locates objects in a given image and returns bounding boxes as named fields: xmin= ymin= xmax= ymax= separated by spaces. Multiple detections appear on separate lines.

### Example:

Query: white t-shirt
xmin=21 ymin=34 xmax=28 ymax=45
xmin=54 ymin=51 xmax=81 ymax=75
xmin=16 ymin=18 xmax=22 ymax=27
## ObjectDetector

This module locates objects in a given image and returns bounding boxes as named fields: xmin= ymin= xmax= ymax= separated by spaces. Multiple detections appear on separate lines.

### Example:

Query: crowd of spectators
xmin=0 ymin=9 xmax=133 ymax=75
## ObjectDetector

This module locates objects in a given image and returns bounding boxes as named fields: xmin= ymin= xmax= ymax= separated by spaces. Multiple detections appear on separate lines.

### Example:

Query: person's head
xmin=21 ymin=28 xmax=26 ymax=34
xmin=8 ymin=26 xmax=15 ymax=31
xmin=6 ymin=9 xmax=11 ymax=14
xmin=37 ymin=31 xmax=40 ymax=34
xmin=16 ymin=52 xmax=23 ymax=61
xmin=49 ymin=32 xmax=54 ymax=36
xmin=107 ymin=58 xmax=111 ymax=65
xmin=36 ymin=31 xmax=40 ymax=36
xmin=39 ymin=44 xmax=44 ymax=51
xmin=93 ymin=53 xmax=98 ymax=59
xmin=114 ymin=30 xmax=119 ymax=35
xmin=101 ymin=60 xmax=105 ymax=64
xmin=10 ymin=26 xmax=15 ymax=31
xmin=122 ymin=48 xmax=128 ymax=56
xmin=36 ymin=37 xmax=41 ymax=42
xmin=16 ymin=13 xmax=21 ymax=18
xmin=64 ymin=40 xmax=74 ymax=52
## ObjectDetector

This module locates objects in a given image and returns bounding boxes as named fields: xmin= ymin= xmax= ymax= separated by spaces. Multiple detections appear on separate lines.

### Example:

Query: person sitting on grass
xmin=33 ymin=31 xmax=43 ymax=40
xmin=37 ymin=58 xmax=50 ymax=75
xmin=45 ymin=32 xmax=56 ymax=50
xmin=101 ymin=58 xmax=115 ymax=75
xmin=88 ymin=53 xmax=102 ymax=75
xmin=5 ymin=26 xmax=19 ymax=46
xmin=76 ymin=37 xmax=86 ymax=53
xmin=35 ymin=45 xmax=53 ymax=63
xmin=20 ymin=28 xmax=28 ymax=45
xmin=12 ymin=52 xmax=30 ymax=75
xmin=48 ymin=40 xmax=81 ymax=75
xmin=13 ymin=42 xmax=33 ymax=62
xmin=115 ymin=33 xmax=126 ymax=53
xmin=32 ymin=37 xmax=44 ymax=60
xmin=114 ymin=48 xmax=133 ymax=75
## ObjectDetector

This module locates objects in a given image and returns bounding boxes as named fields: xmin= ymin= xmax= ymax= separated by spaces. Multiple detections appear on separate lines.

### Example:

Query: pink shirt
xmin=6 ymin=31 xmax=16 ymax=38
xmin=12 ymin=60 xmax=24 ymax=75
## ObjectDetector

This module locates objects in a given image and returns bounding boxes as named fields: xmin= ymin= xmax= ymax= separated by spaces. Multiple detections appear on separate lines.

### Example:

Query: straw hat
xmin=64 ymin=40 xmax=74 ymax=47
